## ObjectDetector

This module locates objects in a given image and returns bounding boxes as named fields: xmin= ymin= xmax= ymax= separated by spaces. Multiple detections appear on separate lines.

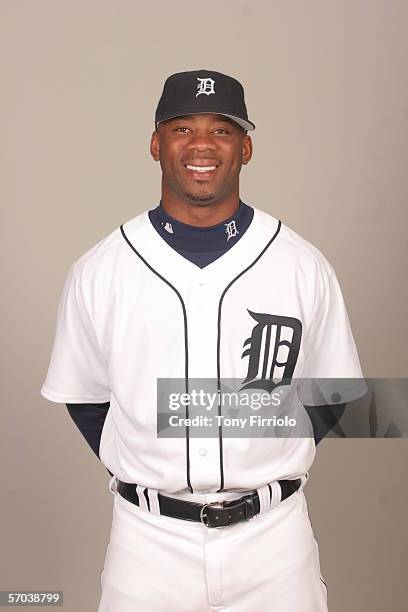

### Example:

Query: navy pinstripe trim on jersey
xmin=120 ymin=224 xmax=193 ymax=494
xmin=216 ymin=220 xmax=282 ymax=492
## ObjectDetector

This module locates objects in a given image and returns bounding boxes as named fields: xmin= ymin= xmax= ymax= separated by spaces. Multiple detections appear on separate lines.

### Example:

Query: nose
xmin=187 ymin=130 xmax=217 ymax=151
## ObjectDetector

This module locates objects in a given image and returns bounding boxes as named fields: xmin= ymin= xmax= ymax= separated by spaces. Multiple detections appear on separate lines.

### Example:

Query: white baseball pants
xmin=97 ymin=477 xmax=328 ymax=612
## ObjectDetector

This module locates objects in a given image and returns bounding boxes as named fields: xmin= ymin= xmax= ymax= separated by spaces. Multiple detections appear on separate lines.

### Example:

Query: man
xmin=41 ymin=70 xmax=366 ymax=611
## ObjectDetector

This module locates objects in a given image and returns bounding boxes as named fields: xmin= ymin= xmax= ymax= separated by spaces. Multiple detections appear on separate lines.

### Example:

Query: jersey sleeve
xmin=40 ymin=264 xmax=111 ymax=404
xmin=297 ymin=260 xmax=367 ymax=406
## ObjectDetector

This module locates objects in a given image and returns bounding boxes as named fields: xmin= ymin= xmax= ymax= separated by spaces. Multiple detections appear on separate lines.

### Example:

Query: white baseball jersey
xmin=41 ymin=206 xmax=366 ymax=493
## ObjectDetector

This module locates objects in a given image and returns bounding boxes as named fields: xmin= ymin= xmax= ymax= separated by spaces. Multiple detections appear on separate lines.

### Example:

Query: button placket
xmin=186 ymin=274 xmax=223 ymax=490
xmin=188 ymin=274 xmax=213 ymax=316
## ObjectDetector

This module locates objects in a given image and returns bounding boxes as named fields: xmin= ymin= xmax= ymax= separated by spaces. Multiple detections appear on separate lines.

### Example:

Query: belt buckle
xmin=200 ymin=501 xmax=226 ymax=528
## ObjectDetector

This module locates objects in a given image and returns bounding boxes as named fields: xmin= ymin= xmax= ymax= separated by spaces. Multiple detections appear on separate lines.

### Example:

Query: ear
xmin=242 ymin=134 xmax=253 ymax=165
xmin=150 ymin=130 xmax=160 ymax=161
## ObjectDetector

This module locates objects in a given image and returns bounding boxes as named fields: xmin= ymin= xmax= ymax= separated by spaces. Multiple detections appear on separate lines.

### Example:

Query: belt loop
xmin=268 ymin=481 xmax=282 ymax=509
xmin=108 ymin=475 xmax=118 ymax=496
xmin=147 ymin=489 xmax=161 ymax=516
xmin=136 ymin=485 xmax=149 ymax=512
xmin=256 ymin=484 xmax=272 ymax=515
xmin=299 ymin=472 xmax=309 ymax=492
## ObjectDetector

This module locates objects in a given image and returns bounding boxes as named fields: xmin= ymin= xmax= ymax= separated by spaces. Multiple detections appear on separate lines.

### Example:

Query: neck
xmin=160 ymin=186 xmax=240 ymax=227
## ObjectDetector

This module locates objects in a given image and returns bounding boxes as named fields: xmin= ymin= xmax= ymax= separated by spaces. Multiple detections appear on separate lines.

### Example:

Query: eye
xmin=172 ymin=126 xmax=230 ymax=135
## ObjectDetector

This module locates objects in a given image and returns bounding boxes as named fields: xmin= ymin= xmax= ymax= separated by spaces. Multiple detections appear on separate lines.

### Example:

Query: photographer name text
xmin=167 ymin=415 xmax=297 ymax=428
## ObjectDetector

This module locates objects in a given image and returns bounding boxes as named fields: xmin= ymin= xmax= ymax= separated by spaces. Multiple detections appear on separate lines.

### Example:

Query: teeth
xmin=186 ymin=165 xmax=217 ymax=172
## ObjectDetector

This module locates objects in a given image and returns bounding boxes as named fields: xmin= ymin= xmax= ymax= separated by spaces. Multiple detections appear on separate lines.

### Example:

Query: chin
xmin=184 ymin=192 xmax=217 ymax=204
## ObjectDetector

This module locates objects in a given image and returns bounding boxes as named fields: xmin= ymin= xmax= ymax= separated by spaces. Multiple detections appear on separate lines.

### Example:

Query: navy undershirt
xmin=66 ymin=201 xmax=254 ymax=466
xmin=148 ymin=199 xmax=254 ymax=268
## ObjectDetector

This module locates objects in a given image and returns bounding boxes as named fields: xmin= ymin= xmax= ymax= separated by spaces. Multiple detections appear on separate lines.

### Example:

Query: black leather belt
xmin=116 ymin=478 xmax=302 ymax=528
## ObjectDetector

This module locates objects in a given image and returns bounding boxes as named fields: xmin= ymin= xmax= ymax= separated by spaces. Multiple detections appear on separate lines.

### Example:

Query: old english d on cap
xmin=155 ymin=70 xmax=256 ymax=132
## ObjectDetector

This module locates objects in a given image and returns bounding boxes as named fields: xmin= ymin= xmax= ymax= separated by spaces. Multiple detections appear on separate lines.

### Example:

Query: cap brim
xmin=156 ymin=112 xmax=255 ymax=132
xmin=221 ymin=113 xmax=255 ymax=132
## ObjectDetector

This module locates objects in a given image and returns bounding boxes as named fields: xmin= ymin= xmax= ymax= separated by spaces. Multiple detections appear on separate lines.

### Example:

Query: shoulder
xmin=70 ymin=210 xmax=148 ymax=282
xmin=253 ymin=207 xmax=336 ymax=278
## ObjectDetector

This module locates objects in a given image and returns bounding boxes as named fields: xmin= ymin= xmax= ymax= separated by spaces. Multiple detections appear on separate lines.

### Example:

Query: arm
xmin=303 ymin=403 xmax=347 ymax=445
xmin=41 ymin=264 xmax=113 ymax=477
xmin=66 ymin=401 xmax=113 ymax=476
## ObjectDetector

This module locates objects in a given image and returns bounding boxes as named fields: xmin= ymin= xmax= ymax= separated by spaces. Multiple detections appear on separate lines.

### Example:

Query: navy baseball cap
xmin=155 ymin=70 xmax=255 ymax=132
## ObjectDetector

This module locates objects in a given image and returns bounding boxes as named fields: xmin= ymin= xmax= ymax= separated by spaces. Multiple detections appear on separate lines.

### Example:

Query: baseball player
xmin=41 ymin=70 xmax=367 ymax=611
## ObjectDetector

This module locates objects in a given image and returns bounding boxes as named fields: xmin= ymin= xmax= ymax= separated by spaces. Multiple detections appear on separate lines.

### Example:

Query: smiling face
xmin=150 ymin=113 xmax=253 ymax=216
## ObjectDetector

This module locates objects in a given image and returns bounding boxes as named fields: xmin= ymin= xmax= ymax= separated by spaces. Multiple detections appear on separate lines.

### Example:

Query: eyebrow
xmin=168 ymin=115 xmax=240 ymax=128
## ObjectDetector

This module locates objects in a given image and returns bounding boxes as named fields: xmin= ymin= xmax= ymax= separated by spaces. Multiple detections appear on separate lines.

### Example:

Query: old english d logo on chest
xmin=241 ymin=310 xmax=302 ymax=392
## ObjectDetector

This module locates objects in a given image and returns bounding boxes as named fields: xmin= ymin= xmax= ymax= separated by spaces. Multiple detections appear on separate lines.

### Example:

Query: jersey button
xmin=199 ymin=448 xmax=207 ymax=457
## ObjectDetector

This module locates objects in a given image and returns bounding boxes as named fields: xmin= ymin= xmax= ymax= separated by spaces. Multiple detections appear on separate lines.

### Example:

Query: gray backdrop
xmin=1 ymin=1 xmax=407 ymax=611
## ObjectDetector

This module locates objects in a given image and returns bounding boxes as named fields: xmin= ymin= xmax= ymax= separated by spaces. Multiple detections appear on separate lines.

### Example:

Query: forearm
xmin=303 ymin=403 xmax=347 ymax=445
xmin=66 ymin=402 xmax=113 ymax=476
